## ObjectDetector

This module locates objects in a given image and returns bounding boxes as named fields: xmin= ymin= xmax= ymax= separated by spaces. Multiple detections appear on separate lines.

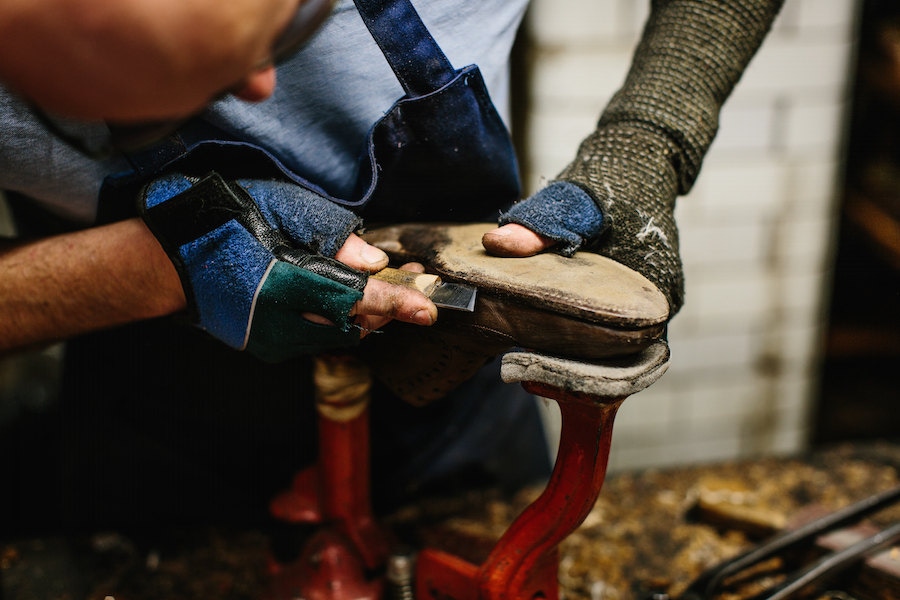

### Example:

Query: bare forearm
xmin=0 ymin=218 xmax=185 ymax=354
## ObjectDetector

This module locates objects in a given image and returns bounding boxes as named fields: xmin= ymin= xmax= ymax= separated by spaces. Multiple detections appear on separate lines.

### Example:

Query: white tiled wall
xmin=523 ymin=0 xmax=861 ymax=471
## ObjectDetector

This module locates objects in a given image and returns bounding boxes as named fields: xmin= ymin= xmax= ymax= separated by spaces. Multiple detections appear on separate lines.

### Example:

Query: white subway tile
xmin=778 ymin=270 xmax=830 ymax=312
xmin=526 ymin=104 xmax=601 ymax=141
xmin=687 ymin=409 xmax=750 ymax=443
xmin=764 ymin=323 xmax=826 ymax=369
xmin=689 ymin=157 xmax=787 ymax=219
xmin=776 ymin=374 xmax=817 ymax=415
xmin=769 ymin=428 xmax=810 ymax=455
xmin=783 ymin=99 xmax=849 ymax=157
xmin=665 ymin=309 xmax=697 ymax=339
xmin=792 ymin=0 xmax=861 ymax=36
xmin=713 ymin=101 xmax=778 ymax=153
xmin=608 ymin=442 xmax=667 ymax=472
xmin=772 ymin=404 xmax=812 ymax=445
xmin=679 ymin=221 xmax=767 ymax=265
xmin=682 ymin=315 xmax=769 ymax=345
xmin=775 ymin=215 xmax=836 ymax=264
xmin=674 ymin=436 xmax=746 ymax=467
xmin=615 ymin=386 xmax=676 ymax=432
xmin=694 ymin=277 xmax=770 ymax=320
xmin=682 ymin=380 xmax=763 ymax=424
xmin=667 ymin=332 xmax=757 ymax=371
xmin=739 ymin=38 xmax=855 ymax=93
xmin=771 ymin=0 xmax=802 ymax=34
xmin=526 ymin=0 xmax=620 ymax=45
xmin=525 ymin=111 xmax=599 ymax=176
xmin=784 ymin=158 xmax=843 ymax=212
xmin=619 ymin=0 xmax=650 ymax=40
xmin=530 ymin=50 xmax=632 ymax=105
xmin=537 ymin=397 xmax=562 ymax=464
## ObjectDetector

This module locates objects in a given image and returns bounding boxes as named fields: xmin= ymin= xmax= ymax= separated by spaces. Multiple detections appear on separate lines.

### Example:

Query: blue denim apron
xmin=105 ymin=0 xmax=522 ymax=223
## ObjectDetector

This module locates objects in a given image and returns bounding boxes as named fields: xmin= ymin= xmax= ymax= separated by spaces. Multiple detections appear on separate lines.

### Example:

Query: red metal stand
xmin=267 ymin=344 xmax=669 ymax=599
xmin=415 ymin=384 xmax=625 ymax=600
xmin=266 ymin=356 xmax=388 ymax=600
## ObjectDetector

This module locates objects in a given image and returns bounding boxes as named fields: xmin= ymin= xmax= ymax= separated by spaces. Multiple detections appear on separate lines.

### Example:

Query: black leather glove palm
xmin=140 ymin=171 xmax=368 ymax=361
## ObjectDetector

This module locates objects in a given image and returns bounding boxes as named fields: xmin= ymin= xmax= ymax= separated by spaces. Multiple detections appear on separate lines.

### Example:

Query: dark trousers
xmin=3 ymin=316 xmax=550 ymax=533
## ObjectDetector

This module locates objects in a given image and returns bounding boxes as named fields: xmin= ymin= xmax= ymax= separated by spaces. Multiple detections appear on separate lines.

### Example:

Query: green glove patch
xmin=246 ymin=260 xmax=365 ymax=362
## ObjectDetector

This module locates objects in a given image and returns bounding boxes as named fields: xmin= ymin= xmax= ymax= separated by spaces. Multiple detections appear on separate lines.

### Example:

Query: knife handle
xmin=370 ymin=267 xmax=440 ymax=296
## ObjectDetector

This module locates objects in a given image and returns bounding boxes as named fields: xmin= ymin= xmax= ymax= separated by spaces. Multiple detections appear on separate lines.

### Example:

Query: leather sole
xmin=363 ymin=222 xmax=668 ymax=350
xmin=358 ymin=222 xmax=670 ymax=404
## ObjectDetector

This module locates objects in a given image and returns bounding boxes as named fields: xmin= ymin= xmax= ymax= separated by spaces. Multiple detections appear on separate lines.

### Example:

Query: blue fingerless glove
xmin=498 ymin=181 xmax=605 ymax=256
xmin=140 ymin=171 xmax=368 ymax=361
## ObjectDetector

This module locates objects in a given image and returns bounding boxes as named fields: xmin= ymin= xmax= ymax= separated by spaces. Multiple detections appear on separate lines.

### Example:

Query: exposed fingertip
xmin=400 ymin=262 xmax=426 ymax=273
xmin=412 ymin=307 xmax=436 ymax=326
xmin=360 ymin=243 xmax=389 ymax=269
xmin=482 ymin=231 xmax=518 ymax=257
xmin=484 ymin=226 xmax=512 ymax=237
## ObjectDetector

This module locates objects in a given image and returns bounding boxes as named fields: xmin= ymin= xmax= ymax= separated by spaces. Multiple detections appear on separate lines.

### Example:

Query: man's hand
xmin=0 ymin=220 xmax=437 ymax=358
xmin=140 ymin=170 xmax=442 ymax=361
xmin=316 ymin=233 xmax=438 ymax=335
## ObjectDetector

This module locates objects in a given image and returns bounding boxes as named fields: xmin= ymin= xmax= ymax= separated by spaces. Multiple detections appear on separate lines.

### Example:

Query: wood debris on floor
xmin=3 ymin=442 xmax=900 ymax=600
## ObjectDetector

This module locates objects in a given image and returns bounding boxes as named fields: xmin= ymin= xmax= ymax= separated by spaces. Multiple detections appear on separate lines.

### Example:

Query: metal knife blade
xmin=371 ymin=267 xmax=477 ymax=312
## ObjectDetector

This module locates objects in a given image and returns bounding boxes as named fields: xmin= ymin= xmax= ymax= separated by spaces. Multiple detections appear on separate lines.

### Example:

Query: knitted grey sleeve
xmin=554 ymin=0 xmax=784 ymax=315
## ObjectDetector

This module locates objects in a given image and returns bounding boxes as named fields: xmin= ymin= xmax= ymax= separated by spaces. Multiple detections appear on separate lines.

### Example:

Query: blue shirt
xmin=0 ymin=0 xmax=528 ymax=223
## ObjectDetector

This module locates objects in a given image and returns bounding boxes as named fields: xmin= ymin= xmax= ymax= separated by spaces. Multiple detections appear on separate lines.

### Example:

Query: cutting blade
xmin=371 ymin=267 xmax=477 ymax=312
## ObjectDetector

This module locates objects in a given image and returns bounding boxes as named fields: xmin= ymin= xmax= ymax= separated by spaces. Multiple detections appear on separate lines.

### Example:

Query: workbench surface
xmin=4 ymin=442 xmax=900 ymax=600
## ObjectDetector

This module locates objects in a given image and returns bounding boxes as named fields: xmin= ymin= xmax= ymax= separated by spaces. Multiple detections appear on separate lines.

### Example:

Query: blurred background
xmin=516 ymin=0 xmax=900 ymax=471
xmin=0 ymin=0 xmax=896 ymax=478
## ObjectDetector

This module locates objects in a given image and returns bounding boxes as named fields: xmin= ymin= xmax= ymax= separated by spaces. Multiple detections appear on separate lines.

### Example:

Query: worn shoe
xmin=357 ymin=222 xmax=669 ymax=405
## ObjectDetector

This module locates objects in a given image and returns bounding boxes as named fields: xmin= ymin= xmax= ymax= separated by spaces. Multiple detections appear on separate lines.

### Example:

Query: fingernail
xmin=412 ymin=309 xmax=434 ymax=326
xmin=361 ymin=244 xmax=388 ymax=266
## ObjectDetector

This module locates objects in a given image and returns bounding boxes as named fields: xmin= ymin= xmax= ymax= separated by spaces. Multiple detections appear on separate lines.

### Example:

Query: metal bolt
xmin=386 ymin=548 xmax=417 ymax=600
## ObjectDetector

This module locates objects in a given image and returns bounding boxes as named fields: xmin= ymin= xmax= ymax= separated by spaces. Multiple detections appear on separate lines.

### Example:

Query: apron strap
xmin=352 ymin=0 xmax=456 ymax=97
xmin=117 ymin=0 xmax=460 ymax=181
